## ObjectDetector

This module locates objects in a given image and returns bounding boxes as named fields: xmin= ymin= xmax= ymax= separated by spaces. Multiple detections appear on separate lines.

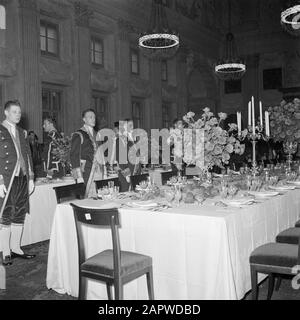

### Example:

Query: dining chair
xmin=95 ymin=178 xmax=120 ymax=190
xmin=53 ymin=183 xmax=86 ymax=204
xmin=70 ymin=203 xmax=154 ymax=300
xmin=161 ymin=171 xmax=177 ymax=185
xmin=130 ymin=174 xmax=149 ymax=190
xmin=268 ymin=226 xmax=300 ymax=293
xmin=249 ymin=235 xmax=300 ymax=300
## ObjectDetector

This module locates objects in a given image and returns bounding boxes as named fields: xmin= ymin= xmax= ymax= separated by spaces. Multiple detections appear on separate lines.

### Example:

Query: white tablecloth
xmin=46 ymin=190 xmax=300 ymax=300
xmin=22 ymin=180 xmax=75 ymax=246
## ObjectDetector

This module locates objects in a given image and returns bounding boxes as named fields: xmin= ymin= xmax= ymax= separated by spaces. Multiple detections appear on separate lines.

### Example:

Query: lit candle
xmin=248 ymin=101 xmax=251 ymax=127
xmin=265 ymin=111 xmax=270 ymax=136
xmin=259 ymin=101 xmax=263 ymax=127
xmin=237 ymin=112 xmax=241 ymax=135
xmin=251 ymin=96 xmax=255 ymax=134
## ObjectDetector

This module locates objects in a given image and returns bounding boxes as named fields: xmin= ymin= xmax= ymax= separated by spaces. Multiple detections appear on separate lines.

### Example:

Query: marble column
xmin=19 ymin=0 xmax=41 ymax=136
xmin=73 ymin=1 xmax=92 ymax=129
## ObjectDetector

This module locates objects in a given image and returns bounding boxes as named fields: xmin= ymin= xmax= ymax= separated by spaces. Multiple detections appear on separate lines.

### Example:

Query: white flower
xmin=218 ymin=112 xmax=227 ymax=120
xmin=186 ymin=111 xmax=195 ymax=118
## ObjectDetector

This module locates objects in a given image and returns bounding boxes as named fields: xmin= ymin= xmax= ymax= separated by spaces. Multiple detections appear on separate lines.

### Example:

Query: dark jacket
xmin=70 ymin=127 xmax=96 ymax=185
xmin=0 ymin=123 xmax=34 ymax=219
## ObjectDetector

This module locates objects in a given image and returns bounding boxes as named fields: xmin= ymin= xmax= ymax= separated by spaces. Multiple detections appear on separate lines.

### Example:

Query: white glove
xmin=29 ymin=180 xmax=35 ymax=195
xmin=0 ymin=184 xmax=7 ymax=198
xmin=77 ymin=177 xmax=84 ymax=184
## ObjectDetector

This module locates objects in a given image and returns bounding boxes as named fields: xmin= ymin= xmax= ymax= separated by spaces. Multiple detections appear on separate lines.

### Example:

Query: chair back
xmin=53 ymin=183 xmax=86 ymax=204
xmin=130 ymin=173 xmax=149 ymax=190
xmin=95 ymin=177 xmax=120 ymax=190
xmin=161 ymin=171 xmax=177 ymax=185
xmin=70 ymin=204 xmax=121 ymax=275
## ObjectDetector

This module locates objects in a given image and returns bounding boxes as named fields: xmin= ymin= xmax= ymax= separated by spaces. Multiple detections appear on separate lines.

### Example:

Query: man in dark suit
xmin=115 ymin=119 xmax=141 ymax=192
xmin=42 ymin=118 xmax=63 ymax=178
xmin=0 ymin=100 xmax=35 ymax=266
xmin=70 ymin=109 xmax=98 ymax=196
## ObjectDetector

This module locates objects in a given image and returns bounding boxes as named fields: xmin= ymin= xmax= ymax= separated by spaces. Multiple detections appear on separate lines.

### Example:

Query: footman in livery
xmin=0 ymin=100 xmax=36 ymax=266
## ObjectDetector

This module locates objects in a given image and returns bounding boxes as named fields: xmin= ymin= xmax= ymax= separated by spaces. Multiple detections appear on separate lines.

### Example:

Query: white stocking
xmin=10 ymin=224 xmax=24 ymax=255
xmin=0 ymin=226 xmax=11 ymax=257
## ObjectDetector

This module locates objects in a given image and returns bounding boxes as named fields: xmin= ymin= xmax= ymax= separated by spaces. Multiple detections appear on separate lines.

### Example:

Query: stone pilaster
xmin=73 ymin=1 xmax=92 ymax=127
xmin=19 ymin=0 xmax=41 ymax=136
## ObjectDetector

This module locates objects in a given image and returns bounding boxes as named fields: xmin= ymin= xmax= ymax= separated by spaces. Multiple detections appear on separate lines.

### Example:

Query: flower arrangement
xmin=170 ymin=108 xmax=244 ymax=170
xmin=51 ymin=135 xmax=72 ymax=173
xmin=268 ymin=98 xmax=300 ymax=143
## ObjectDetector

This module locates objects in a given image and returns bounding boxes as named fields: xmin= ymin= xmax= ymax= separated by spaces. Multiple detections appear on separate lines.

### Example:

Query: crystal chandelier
xmin=281 ymin=0 xmax=300 ymax=37
xmin=138 ymin=0 xmax=179 ymax=60
xmin=214 ymin=0 xmax=246 ymax=81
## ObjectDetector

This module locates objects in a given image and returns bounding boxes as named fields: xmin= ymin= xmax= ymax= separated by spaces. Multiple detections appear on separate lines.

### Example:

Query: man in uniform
xmin=70 ymin=109 xmax=100 ymax=197
xmin=0 ymin=100 xmax=35 ymax=266
xmin=115 ymin=119 xmax=141 ymax=192
xmin=42 ymin=118 xmax=62 ymax=178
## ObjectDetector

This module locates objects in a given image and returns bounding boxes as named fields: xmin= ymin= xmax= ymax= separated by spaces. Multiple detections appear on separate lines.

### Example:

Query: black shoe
xmin=11 ymin=252 xmax=36 ymax=260
xmin=3 ymin=256 xmax=12 ymax=266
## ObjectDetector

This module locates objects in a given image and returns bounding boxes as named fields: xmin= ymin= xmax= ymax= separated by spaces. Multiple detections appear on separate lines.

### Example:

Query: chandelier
xmin=281 ymin=1 xmax=300 ymax=37
xmin=214 ymin=0 xmax=246 ymax=81
xmin=138 ymin=0 xmax=179 ymax=60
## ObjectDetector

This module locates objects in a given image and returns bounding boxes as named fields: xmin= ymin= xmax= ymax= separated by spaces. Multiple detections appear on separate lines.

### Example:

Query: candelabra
xmin=237 ymin=123 xmax=269 ymax=177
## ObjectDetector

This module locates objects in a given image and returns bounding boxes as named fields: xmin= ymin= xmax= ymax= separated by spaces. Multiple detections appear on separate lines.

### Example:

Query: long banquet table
xmin=46 ymin=189 xmax=300 ymax=300
xmin=22 ymin=179 xmax=75 ymax=246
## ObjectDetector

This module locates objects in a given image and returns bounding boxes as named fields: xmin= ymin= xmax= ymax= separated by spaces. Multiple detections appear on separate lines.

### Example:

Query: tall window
xmin=162 ymin=102 xmax=171 ymax=128
xmin=132 ymin=98 xmax=144 ymax=128
xmin=0 ymin=5 xmax=6 ymax=29
xmin=92 ymin=91 xmax=109 ymax=129
xmin=40 ymin=20 xmax=59 ymax=57
xmin=42 ymin=87 xmax=63 ymax=141
xmin=91 ymin=37 xmax=104 ymax=66
xmin=161 ymin=60 xmax=168 ymax=81
xmin=131 ymin=49 xmax=139 ymax=75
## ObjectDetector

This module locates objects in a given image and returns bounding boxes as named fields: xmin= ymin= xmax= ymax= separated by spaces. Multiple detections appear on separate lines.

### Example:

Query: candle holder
xmin=237 ymin=122 xmax=269 ymax=177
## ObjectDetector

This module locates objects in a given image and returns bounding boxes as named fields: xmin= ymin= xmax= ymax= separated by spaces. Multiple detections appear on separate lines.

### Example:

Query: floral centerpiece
xmin=268 ymin=98 xmax=300 ymax=167
xmin=268 ymin=98 xmax=300 ymax=143
xmin=170 ymin=108 xmax=245 ymax=171
xmin=51 ymin=135 xmax=72 ymax=175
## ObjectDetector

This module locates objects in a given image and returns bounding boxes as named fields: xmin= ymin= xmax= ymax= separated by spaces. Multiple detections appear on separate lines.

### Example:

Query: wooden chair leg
xmin=250 ymin=265 xmax=258 ymax=300
xmin=106 ymin=283 xmax=112 ymax=300
xmin=275 ymin=276 xmax=282 ymax=291
xmin=146 ymin=268 xmax=154 ymax=300
xmin=267 ymin=274 xmax=275 ymax=300
xmin=78 ymin=274 xmax=86 ymax=300
xmin=114 ymin=280 xmax=123 ymax=300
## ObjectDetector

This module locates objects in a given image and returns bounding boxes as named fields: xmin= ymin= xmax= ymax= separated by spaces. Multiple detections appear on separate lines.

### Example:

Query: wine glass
xmin=174 ymin=185 xmax=182 ymax=206
xmin=165 ymin=189 xmax=174 ymax=206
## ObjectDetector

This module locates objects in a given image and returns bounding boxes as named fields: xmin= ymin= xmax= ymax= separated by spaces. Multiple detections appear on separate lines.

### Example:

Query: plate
xmin=62 ymin=176 xmax=74 ymax=181
xmin=269 ymin=185 xmax=295 ymax=191
xmin=287 ymin=181 xmax=300 ymax=186
xmin=222 ymin=198 xmax=255 ymax=207
xmin=126 ymin=201 xmax=159 ymax=208
xmin=249 ymin=191 xmax=279 ymax=198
